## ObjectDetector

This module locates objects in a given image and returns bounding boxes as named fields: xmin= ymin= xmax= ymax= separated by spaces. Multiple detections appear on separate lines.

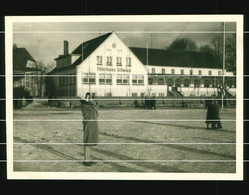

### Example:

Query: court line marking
xmin=1 ymin=30 xmax=241 ymax=34
xmin=4 ymin=98 xmax=239 ymax=101
xmin=1 ymin=119 xmax=239 ymax=122
xmin=1 ymin=142 xmax=238 ymax=145
xmin=0 ymin=160 xmax=239 ymax=162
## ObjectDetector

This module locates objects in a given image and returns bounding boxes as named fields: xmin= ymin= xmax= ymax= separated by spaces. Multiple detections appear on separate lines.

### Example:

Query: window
xmin=171 ymin=69 xmax=175 ymax=74
xmin=99 ymin=73 xmax=112 ymax=85
xmin=175 ymin=79 xmax=181 ymax=87
xmin=126 ymin=57 xmax=131 ymax=67
xmin=208 ymin=70 xmax=212 ymax=75
xmin=140 ymin=93 xmax=145 ymax=97
xmin=218 ymin=71 xmax=222 ymax=75
xmin=194 ymin=79 xmax=200 ymax=87
xmin=69 ymin=74 xmax=72 ymax=85
xmin=72 ymin=73 xmax=76 ymax=84
xmin=167 ymin=78 xmax=174 ymax=86
xmin=72 ymin=89 xmax=75 ymax=96
xmin=190 ymin=69 xmax=193 ymax=75
xmin=181 ymin=69 xmax=184 ymax=75
xmin=204 ymin=80 xmax=210 ymax=88
xmin=132 ymin=74 xmax=144 ymax=85
xmin=59 ymin=77 xmax=62 ymax=85
xmin=107 ymin=56 xmax=112 ymax=66
xmin=158 ymin=77 xmax=164 ymax=85
xmin=25 ymin=73 xmax=30 ymax=82
xmin=65 ymin=76 xmax=68 ymax=85
xmin=152 ymin=93 xmax=156 ymax=97
xmin=116 ymin=74 xmax=129 ymax=85
xmin=81 ymin=73 xmax=96 ymax=84
xmin=198 ymin=70 xmax=202 ymax=75
xmin=116 ymin=57 xmax=122 ymax=66
xmin=162 ymin=69 xmax=165 ymax=74
xmin=97 ymin=56 xmax=103 ymax=65
xmin=152 ymin=68 xmax=155 ymax=74
xmin=132 ymin=93 xmax=137 ymax=97
xmin=159 ymin=93 xmax=164 ymax=97
xmin=106 ymin=74 xmax=112 ymax=85
xmin=183 ymin=79 xmax=190 ymax=87
xmin=148 ymin=77 xmax=153 ymax=85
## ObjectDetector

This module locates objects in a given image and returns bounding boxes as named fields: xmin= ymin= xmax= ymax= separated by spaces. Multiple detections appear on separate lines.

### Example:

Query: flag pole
xmin=222 ymin=22 xmax=226 ymax=109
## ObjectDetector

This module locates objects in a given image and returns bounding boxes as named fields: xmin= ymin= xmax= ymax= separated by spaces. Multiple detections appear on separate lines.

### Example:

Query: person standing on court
xmin=151 ymin=95 xmax=156 ymax=109
xmin=205 ymin=98 xmax=215 ymax=129
xmin=214 ymin=100 xmax=222 ymax=129
xmin=21 ymin=96 xmax=26 ymax=109
xmin=80 ymin=92 xmax=99 ymax=166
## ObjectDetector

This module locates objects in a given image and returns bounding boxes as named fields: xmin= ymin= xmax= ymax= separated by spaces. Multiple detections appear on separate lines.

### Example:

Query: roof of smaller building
xmin=129 ymin=47 xmax=222 ymax=69
xmin=13 ymin=47 xmax=38 ymax=72
xmin=50 ymin=32 xmax=112 ymax=74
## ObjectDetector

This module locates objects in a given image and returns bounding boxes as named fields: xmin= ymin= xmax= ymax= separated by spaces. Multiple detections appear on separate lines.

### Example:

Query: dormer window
xmin=126 ymin=57 xmax=131 ymax=67
xmin=97 ymin=56 xmax=102 ymax=65
xmin=116 ymin=57 xmax=122 ymax=66
xmin=107 ymin=56 xmax=112 ymax=66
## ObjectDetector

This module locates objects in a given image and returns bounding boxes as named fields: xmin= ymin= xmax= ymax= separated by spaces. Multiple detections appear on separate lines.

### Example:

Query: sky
xmin=13 ymin=22 xmax=236 ymax=66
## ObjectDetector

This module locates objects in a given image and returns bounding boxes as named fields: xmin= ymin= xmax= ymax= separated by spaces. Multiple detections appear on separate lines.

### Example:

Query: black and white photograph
xmin=5 ymin=15 xmax=243 ymax=180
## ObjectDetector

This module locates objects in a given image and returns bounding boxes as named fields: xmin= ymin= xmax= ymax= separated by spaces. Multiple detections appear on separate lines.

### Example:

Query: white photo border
xmin=5 ymin=15 xmax=244 ymax=180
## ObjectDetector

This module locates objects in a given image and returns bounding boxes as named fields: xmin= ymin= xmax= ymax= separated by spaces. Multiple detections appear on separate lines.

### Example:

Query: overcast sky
xmin=13 ymin=22 xmax=236 ymax=66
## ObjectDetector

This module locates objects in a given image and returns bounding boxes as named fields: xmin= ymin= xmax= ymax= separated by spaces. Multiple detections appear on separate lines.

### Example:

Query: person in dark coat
xmin=21 ymin=97 xmax=26 ymax=109
xmin=134 ymin=99 xmax=139 ymax=108
xmin=151 ymin=95 xmax=156 ymax=109
xmin=205 ymin=99 xmax=215 ymax=129
xmin=148 ymin=96 xmax=152 ymax=109
xmin=144 ymin=96 xmax=148 ymax=109
xmin=80 ymin=92 xmax=99 ymax=166
xmin=214 ymin=100 xmax=222 ymax=129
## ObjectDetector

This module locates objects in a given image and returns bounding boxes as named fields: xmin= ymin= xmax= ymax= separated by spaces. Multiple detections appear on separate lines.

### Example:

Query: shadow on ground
xmin=134 ymin=121 xmax=235 ymax=133
xmin=13 ymin=136 xmax=184 ymax=172
xmin=101 ymin=132 xmax=236 ymax=159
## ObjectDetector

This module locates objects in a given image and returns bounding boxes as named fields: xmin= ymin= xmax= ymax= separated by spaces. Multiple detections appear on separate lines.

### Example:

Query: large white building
xmin=48 ymin=32 xmax=236 ymax=99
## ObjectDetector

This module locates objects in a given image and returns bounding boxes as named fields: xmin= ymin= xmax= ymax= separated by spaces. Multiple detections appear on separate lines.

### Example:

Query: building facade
xmin=13 ymin=44 xmax=42 ymax=97
xmin=49 ymin=32 xmax=236 ymax=99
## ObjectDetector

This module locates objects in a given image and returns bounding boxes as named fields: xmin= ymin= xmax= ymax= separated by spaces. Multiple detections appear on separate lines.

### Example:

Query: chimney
xmin=64 ymin=40 xmax=69 ymax=55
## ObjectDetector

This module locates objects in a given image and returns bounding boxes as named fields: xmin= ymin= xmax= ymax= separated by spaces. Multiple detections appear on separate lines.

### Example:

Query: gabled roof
xmin=13 ymin=48 xmax=36 ymax=68
xmin=129 ymin=47 xmax=222 ymax=69
xmin=71 ymin=32 xmax=112 ymax=65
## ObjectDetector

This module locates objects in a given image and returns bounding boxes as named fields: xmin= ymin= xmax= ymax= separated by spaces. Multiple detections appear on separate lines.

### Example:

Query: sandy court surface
xmin=12 ymin=101 xmax=236 ymax=173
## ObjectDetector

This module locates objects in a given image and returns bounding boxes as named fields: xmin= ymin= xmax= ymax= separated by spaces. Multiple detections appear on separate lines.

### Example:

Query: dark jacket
xmin=206 ymin=101 xmax=215 ymax=123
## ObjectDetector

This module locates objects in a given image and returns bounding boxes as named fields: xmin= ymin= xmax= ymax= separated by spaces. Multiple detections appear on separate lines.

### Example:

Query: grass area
xmin=13 ymin=101 xmax=236 ymax=173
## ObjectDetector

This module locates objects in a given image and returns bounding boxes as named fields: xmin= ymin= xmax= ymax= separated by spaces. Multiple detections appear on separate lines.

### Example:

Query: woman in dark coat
xmin=80 ymin=92 xmax=99 ymax=166
xmin=205 ymin=99 xmax=215 ymax=129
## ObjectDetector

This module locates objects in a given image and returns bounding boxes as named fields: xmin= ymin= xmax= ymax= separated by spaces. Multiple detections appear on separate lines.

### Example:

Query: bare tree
xmin=210 ymin=34 xmax=236 ymax=73
xmin=35 ymin=61 xmax=54 ymax=97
